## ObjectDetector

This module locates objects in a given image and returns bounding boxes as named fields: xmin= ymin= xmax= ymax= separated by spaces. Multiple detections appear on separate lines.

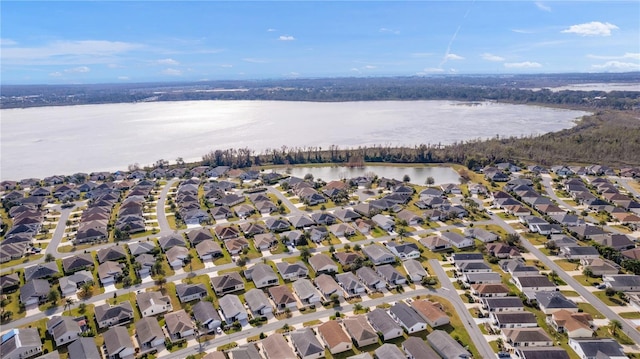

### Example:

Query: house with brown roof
xmin=318 ymin=320 xmax=352 ymax=354
xmin=269 ymin=285 xmax=298 ymax=311
xmin=165 ymin=309 xmax=195 ymax=342
xmin=547 ymin=309 xmax=593 ymax=338
xmin=314 ymin=274 xmax=345 ymax=300
xmin=503 ymin=328 xmax=553 ymax=347
xmin=261 ymin=333 xmax=297 ymax=359
xmin=411 ymin=300 xmax=450 ymax=328
xmin=309 ymin=253 xmax=338 ymax=274
xmin=470 ymin=283 xmax=511 ymax=298
xmin=210 ymin=272 xmax=245 ymax=295
xmin=214 ymin=225 xmax=240 ymax=240
xmin=343 ymin=315 xmax=378 ymax=347
xmin=223 ymin=237 xmax=250 ymax=255
xmin=420 ymin=235 xmax=452 ymax=252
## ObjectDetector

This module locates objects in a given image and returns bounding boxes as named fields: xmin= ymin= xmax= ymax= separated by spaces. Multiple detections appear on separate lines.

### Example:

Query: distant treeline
xmin=2 ymin=74 xmax=639 ymax=110
xmin=195 ymin=110 xmax=640 ymax=170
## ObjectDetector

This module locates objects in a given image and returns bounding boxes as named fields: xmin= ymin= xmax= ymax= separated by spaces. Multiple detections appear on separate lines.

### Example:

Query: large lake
xmin=0 ymin=100 xmax=589 ymax=180
xmin=286 ymin=165 xmax=461 ymax=186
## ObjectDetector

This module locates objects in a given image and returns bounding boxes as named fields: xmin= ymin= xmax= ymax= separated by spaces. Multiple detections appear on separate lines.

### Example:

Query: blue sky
xmin=1 ymin=1 xmax=639 ymax=84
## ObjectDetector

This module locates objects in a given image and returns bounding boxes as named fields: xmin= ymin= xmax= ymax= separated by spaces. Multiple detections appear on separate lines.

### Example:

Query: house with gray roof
xmin=186 ymin=228 xmax=214 ymax=246
xmin=504 ymin=328 xmax=553 ymax=348
xmin=441 ymin=232 xmax=474 ymax=249
xmin=229 ymin=343 xmax=262 ymax=359
xmin=0 ymin=273 xmax=20 ymax=294
xmin=568 ymin=338 xmax=627 ymax=359
xmin=456 ymin=261 xmax=492 ymax=273
xmin=375 ymin=264 xmax=406 ymax=286
xmin=245 ymin=263 xmax=279 ymax=288
xmin=515 ymin=348 xmax=570 ymax=359
xmin=293 ymin=278 xmax=322 ymax=307
xmin=402 ymin=336 xmax=440 ymax=359
xmin=374 ymin=343 xmax=405 ymax=359
xmin=404 ymin=259 xmax=428 ymax=282
xmin=367 ymin=307 xmax=403 ymax=340
xmin=290 ymin=328 xmax=325 ymax=359
xmin=67 ymin=337 xmax=100 ymax=359
xmin=603 ymin=274 xmax=640 ymax=292
xmin=128 ymin=241 xmax=156 ymax=256
xmin=336 ymin=272 xmax=366 ymax=296
xmin=158 ymin=234 xmax=187 ymax=251
xmin=385 ymin=241 xmax=420 ymax=261
xmin=343 ymin=315 xmax=378 ymax=348
xmin=20 ymin=279 xmax=51 ymax=306
xmin=134 ymin=254 xmax=155 ymax=277
xmin=452 ymin=253 xmax=485 ymax=263
xmin=389 ymin=301 xmax=426 ymax=333
xmin=276 ymin=260 xmax=309 ymax=281
xmin=104 ymin=326 xmax=134 ymax=359
xmin=362 ymin=244 xmax=395 ymax=265
xmin=491 ymin=311 xmax=538 ymax=329
xmin=94 ymin=302 xmax=134 ymax=328
xmin=192 ymin=301 xmax=221 ymax=333
xmin=24 ymin=262 xmax=60 ymax=281
xmin=195 ymin=240 xmax=222 ymax=261
xmin=175 ymin=283 xmax=207 ymax=303
xmin=253 ymin=232 xmax=278 ymax=250
xmin=97 ymin=261 xmax=123 ymax=285
xmin=290 ymin=214 xmax=315 ymax=229
xmin=462 ymin=271 xmax=502 ymax=284
xmin=427 ymin=330 xmax=470 ymax=359
xmin=164 ymin=309 xmax=195 ymax=342
xmin=356 ymin=266 xmax=386 ymax=291
xmin=47 ymin=316 xmax=82 ymax=346
xmin=465 ymin=227 xmax=499 ymax=243
xmin=135 ymin=317 xmax=165 ymax=352
xmin=244 ymin=288 xmax=273 ymax=317
xmin=219 ymin=294 xmax=248 ymax=323
xmin=211 ymin=272 xmax=245 ymax=295
xmin=482 ymin=297 xmax=525 ymax=312
xmin=96 ymin=246 xmax=127 ymax=264
xmin=535 ymin=291 xmax=578 ymax=314
xmin=560 ymin=246 xmax=600 ymax=260
xmin=0 ymin=328 xmax=42 ymax=359
xmin=62 ymin=253 xmax=94 ymax=274
xmin=371 ymin=214 xmax=395 ymax=231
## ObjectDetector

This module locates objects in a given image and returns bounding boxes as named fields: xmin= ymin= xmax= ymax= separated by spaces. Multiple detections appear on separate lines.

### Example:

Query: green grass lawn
xmin=591 ymin=291 xmax=628 ymax=307
xmin=620 ymin=311 xmax=640 ymax=319
xmin=0 ymin=254 xmax=43 ymax=269
xmin=560 ymin=290 xmax=580 ymax=297
xmin=554 ymin=259 xmax=580 ymax=271
xmin=577 ymin=303 xmax=606 ymax=319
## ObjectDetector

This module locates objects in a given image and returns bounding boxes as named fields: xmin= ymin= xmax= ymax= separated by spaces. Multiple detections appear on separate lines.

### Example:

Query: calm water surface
xmin=286 ymin=166 xmax=460 ymax=186
xmin=0 ymin=100 xmax=589 ymax=180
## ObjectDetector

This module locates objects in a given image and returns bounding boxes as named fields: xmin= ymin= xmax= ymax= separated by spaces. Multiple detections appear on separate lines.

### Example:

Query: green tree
xmin=300 ymin=247 xmax=311 ymax=262
xmin=155 ymin=276 xmax=167 ymax=290
xmin=48 ymin=289 xmax=59 ymax=304
xmin=64 ymin=297 xmax=74 ymax=315
xmin=425 ymin=176 xmax=435 ymax=185
xmin=609 ymin=319 xmax=622 ymax=336
xmin=45 ymin=253 xmax=55 ymax=262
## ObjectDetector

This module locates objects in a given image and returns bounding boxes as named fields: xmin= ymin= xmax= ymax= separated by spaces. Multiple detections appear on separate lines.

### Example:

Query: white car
xmin=216 ymin=327 xmax=223 ymax=334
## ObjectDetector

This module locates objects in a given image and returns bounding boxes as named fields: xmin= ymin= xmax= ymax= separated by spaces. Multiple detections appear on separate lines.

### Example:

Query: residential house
xmin=441 ymin=232 xmax=474 ymax=249
xmin=192 ymin=301 xmax=222 ymax=333
xmin=234 ymin=204 xmax=255 ymax=218
xmin=96 ymin=246 xmax=127 ymax=264
xmin=165 ymin=246 xmax=189 ymax=269
xmin=215 ymin=225 xmax=240 ymax=240
xmin=47 ymin=316 xmax=82 ymax=347
xmin=513 ymin=275 xmax=557 ymax=294
xmin=462 ymin=272 xmax=502 ymax=285
xmin=195 ymin=240 xmax=223 ymax=261
xmin=289 ymin=215 xmax=315 ymax=229
xmin=328 ymin=223 xmax=356 ymax=237
xmin=0 ymin=328 xmax=43 ymax=359
xmin=67 ymin=337 xmax=100 ymax=359
xmin=581 ymin=258 xmax=620 ymax=277
xmin=314 ymin=274 xmax=345 ymax=300
xmin=165 ymin=309 xmax=195 ymax=342
xmin=403 ymin=259 xmax=428 ymax=282
xmin=20 ymin=279 xmax=51 ymax=306
xmin=470 ymin=283 xmax=510 ymax=298
xmin=603 ymin=274 xmax=640 ymax=292
xmin=61 ymin=254 xmax=94 ymax=274
xmin=465 ymin=228 xmax=498 ymax=243
xmin=427 ymin=330 xmax=470 ymax=359
xmin=548 ymin=309 xmax=593 ymax=338
xmin=134 ymin=254 xmax=155 ymax=277
xmin=308 ymin=226 xmax=330 ymax=243
xmin=103 ymin=326 xmax=135 ymax=359
xmin=310 ymin=212 xmax=336 ymax=225
xmin=309 ymin=253 xmax=338 ymax=274
xmin=396 ymin=209 xmax=423 ymax=226
xmin=516 ymin=348 xmax=571 ymax=359
xmin=420 ymin=235 xmax=452 ymax=251
xmin=343 ymin=315 xmax=378 ymax=347
xmin=128 ymin=241 xmax=156 ymax=256
xmin=24 ymin=262 xmax=60 ymax=281
xmin=175 ymin=283 xmax=207 ymax=303
xmin=239 ymin=222 xmax=267 ymax=237
xmin=503 ymin=328 xmax=553 ymax=348
xmin=333 ymin=251 xmax=363 ymax=268
xmin=135 ymin=317 xmax=165 ymax=352
xmin=223 ymin=237 xmax=250 ymax=255
xmin=371 ymin=214 xmax=395 ymax=231
xmin=592 ymin=234 xmax=635 ymax=251
xmin=356 ymin=266 xmax=386 ymax=291
xmin=374 ymin=344 xmax=406 ymax=359
xmin=269 ymin=285 xmax=297 ymax=311
xmin=97 ymin=261 xmax=123 ymax=286
xmin=482 ymin=297 xmax=525 ymax=313
xmin=318 ymin=321 xmax=352 ymax=354
xmin=336 ymin=272 xmax=367 ymax=296
xmin=385 ymin=241 xmax=420 ymax=261
xmin=245 ymin=263 xmax=279 ymax=288
xmin=535 ymin=292 xmax=578 ymax=315
xmin=293 ymin=278 xmax=322 ymax=307
xmin=0 ymin=273 xmax=20 ymax=294
xmin=456 ymin=261 xmax=492 ymax=273
xmin=290 ymin=328 xmax=325 ymax=359
xmin=261 ymin=333 xmax=297 ymax=359
xmin=389 ymin=301 xmax=427 ymax=333
xmin=253 ymin=233 xmax=278 ymax=251
xmin=452 ymin=253 xmax=485 ymax=263
xmin=136 ymin=291 xmax=172 ymax=317
xmin=362 ymin=244 xmax=396 ymax=265
xmin=411 ymin=300 xmax=450 ymax=328
xmin=568 ymin=338 xmax=627 ymax=359
xmin=367 ymin=308 xmax=403 ymax=340
xmin=491 ymin=312 xmax=538 ymax=329
xmin=276 ymin=261 xmax=309 ymax=281
xmin=244 ymin=288 xmax=273 ymax=317
xmin=210 ymin=206 xmax=232 ymax=220
xmin=186 ymin=228 xmax=214 ymax=246
xmin=402 ymin=336 xmax=440 ymax=359
xmin=210 ymin=272 xmax=245 ymax=295
xmin=265 ymin=218 xmax=291 ymax=232
xmin=376 ymin=264 xmax=406 ymax=286
xmin=560 ymin=246 xmax=600 ymax=260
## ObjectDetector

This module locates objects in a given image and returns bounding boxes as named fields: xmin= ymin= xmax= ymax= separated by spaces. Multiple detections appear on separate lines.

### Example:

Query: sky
xmin=1 ymin=1 xmax=639 ymax=84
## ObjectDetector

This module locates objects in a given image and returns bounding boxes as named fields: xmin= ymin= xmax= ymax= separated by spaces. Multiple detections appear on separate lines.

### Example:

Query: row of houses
xmin=114 ymin=180 xmax=155 ymax=235
xmin=0 ymin=200 xmax=46 ymax=263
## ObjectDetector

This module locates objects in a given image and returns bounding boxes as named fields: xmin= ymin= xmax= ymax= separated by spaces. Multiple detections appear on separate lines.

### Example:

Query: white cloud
xmin=363 ymin=65 xmax=377 ymax=69
xmin=157 ymin=58 xmax=179 ymax=65
xmin=278 ymin=35 xmax=295 ymax=41
xmin=267 ymin=28 xmax=277 ymax=32
xmin=161 ymin=68 xmax=182 ymax=76
xmin=242 ymin=58 xmax=268 ymax=63
xmin=592 ymin=61 xmax=640 ymax=72
xmin=1 ymin=40 xmax=142 ymax=65
xmin=445 ymin=53 xmax=464 ymax=61
xmin=65 ymin=66 xmax=90 ymax=73
xmin=49 ymin=72 xmax=62 ymax=77
xmin=379 ymin=28 xmax=400 ymax=35
xmin=423 ymin=67 xmax=445 ymax=73
xmin=481 ymin=53 xmax=505 ymax=62
xmin=350 ymin=68 xmax=360 ymax=72
xmin=511 ymin=29 xmax=535 ymax=34
xmin=535 ymin=2 xmax=551 ymax=12
xmin=0 ymin=38 xmax=17 ymax=46
xmin=219 ymin=64 xmax=233 ymax=68
xmin=561 ymin=21 xmax=619 ymax=36
xmin=118 ymin=76 xmax=129 ymax=80
xmin=587 ymin=53 xmax=640 ymax=60
xmin=504 ymin=61 xmax=542 ymax=68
